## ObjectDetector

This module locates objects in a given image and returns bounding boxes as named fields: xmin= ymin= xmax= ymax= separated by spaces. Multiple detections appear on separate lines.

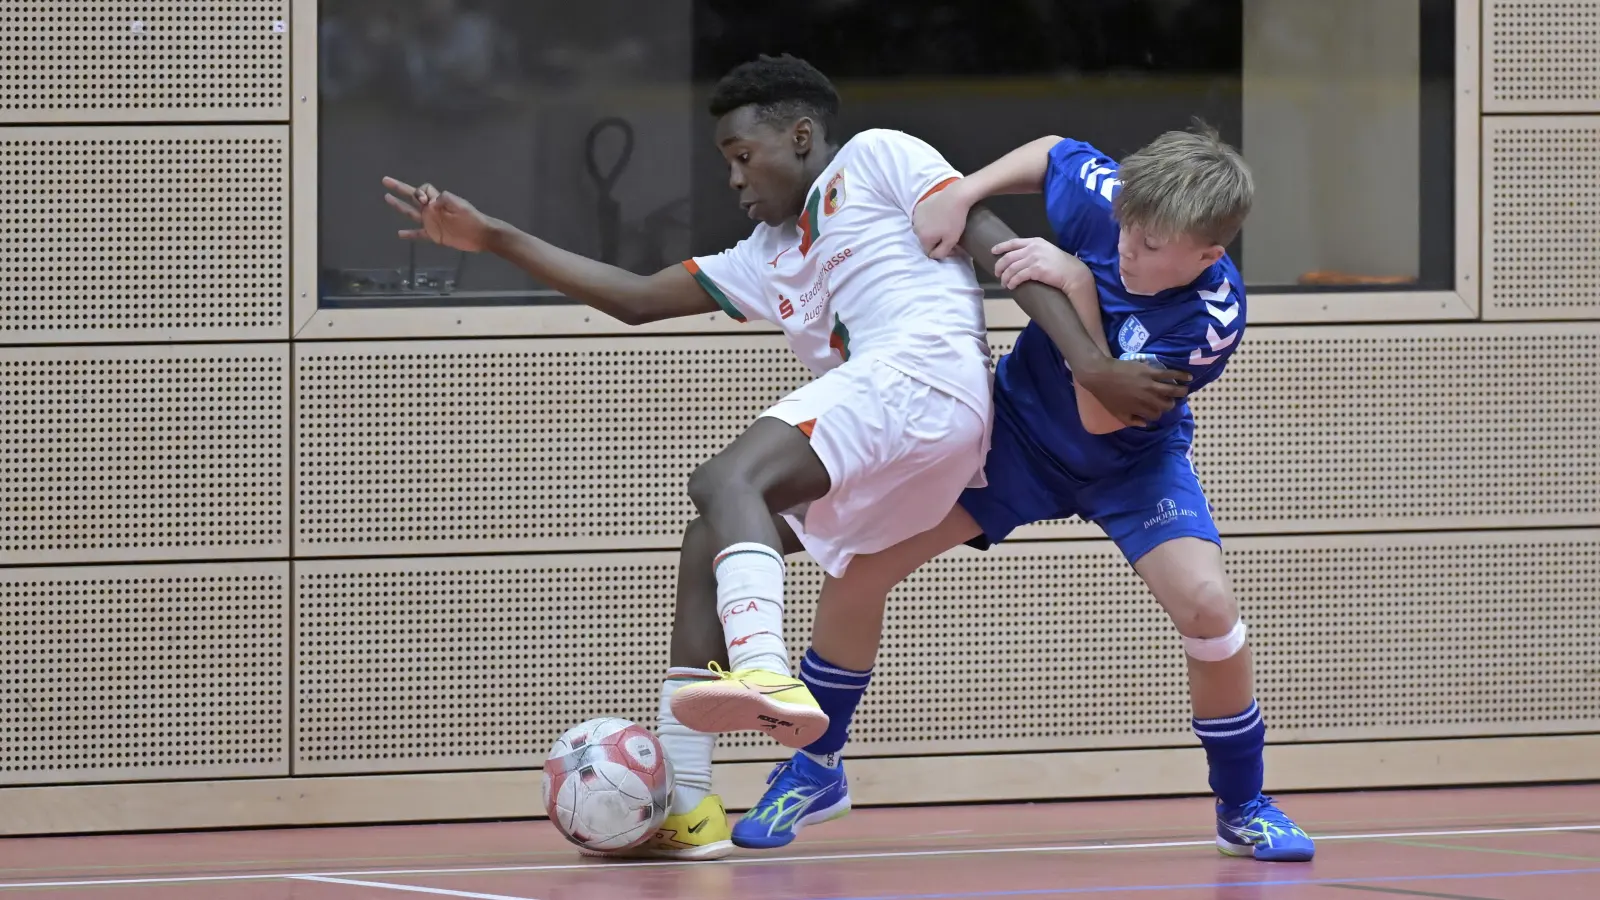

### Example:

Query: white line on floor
xmin=292 ymin=874 xmax=539 ymax=900
xmin=0 ymin=823 xmax=1593 ymax=891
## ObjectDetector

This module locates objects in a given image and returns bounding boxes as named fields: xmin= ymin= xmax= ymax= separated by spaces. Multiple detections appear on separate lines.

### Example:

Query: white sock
xmin=714 ymin=542 xmax=790 ymax=675
xmin=802 ymin=750 xmax=841 ymax=769
xmin=657 ymin=669 xmax=716 ymax=816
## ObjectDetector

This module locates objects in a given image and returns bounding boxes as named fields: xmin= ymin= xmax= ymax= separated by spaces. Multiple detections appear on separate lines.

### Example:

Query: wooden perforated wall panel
xmin=0 ymin=0 xmax=291 ymax=123
xmin=1482 ymin=117 xmax=1600 ymax=319
xmin=290 ymin=336 xmax=1104 ymax=557
xmin=292 ymin=530 xmax=1600 ymax=774
xmin=1181 ymin=322 xmax=1600 ymax=531
xmin=1 ymin=344 xmax=290 ymax=565
xmin=295 ymin=325 xmax=1600 ymax=556
xmin=0 ymin=126 xmax=290 ymax=343
xmin=0 ymin=562 xmax=289 ymax=785
xmin=1484 ymin=0 xmax=1600 ymax=113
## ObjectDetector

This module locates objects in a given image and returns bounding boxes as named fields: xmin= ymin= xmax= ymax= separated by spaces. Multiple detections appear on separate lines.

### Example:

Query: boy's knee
xmin=1177 ymin=579 xmax=1237 ymax=634
xmin=685 ymin=460 xmax=722 ymax=514
xmin=688 ymin=418 xmax=830 ymax=521
xmin=1166 ymin=580 xmax=1248 ymax=662
xmin=686 ymin=454 xmax=765 ymax=514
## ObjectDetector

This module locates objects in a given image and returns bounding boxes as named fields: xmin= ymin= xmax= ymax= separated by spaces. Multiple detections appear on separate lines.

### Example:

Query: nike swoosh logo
xmin=687 ymin=817 xmax=709 ymax=834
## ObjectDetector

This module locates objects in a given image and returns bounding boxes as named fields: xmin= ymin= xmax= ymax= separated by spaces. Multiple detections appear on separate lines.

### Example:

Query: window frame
xmin=290 ymin=0 xmax=1482 ymax=339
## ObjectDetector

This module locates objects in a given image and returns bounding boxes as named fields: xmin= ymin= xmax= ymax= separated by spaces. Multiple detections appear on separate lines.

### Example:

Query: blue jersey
xmin=995 ymin=137 xmax=1246 ymax=480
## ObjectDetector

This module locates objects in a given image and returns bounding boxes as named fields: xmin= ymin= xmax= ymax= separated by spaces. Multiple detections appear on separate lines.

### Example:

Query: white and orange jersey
xmin=684 ymin=129 xmax=992 ymax=417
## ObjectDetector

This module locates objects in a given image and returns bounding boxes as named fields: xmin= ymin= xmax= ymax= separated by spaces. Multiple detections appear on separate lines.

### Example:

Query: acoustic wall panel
xmin=1232 ymin=530 xmax=1600 ymax=737
xmin=296 ymin=325 xmax=1600 ymax=555
xmin=0 ymin=1 xmax=291 ymax=123
xmin=293 ymin=530 xmax=1600 ymax=773
xmin=291 ymin=336 xmax=1097 ymax=558
xmin=1 ymin=343 xmax=290 ymax=564
xmin=1482 ymin=117 xmax=1600 ymax=319
xmin=0 ymin=562 xmax=289 ymax=785
xmin=1484 ymin=0 xmax=1600 ymax=113
xmin=0 ymin=126 xmax=290 ymax=343
xmin=1174 ymin=321 xmax=1600 ymax=535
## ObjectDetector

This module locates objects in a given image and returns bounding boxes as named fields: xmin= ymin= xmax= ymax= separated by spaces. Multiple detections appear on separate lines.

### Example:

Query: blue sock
xmin=1193 ymin=699 xmax=1266 ymax=811
xmin=799 ymin=648 xmax=872 ymax=764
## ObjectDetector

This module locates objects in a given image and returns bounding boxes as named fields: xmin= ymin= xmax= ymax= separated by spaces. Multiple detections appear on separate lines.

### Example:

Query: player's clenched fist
xmin=382 ymin=176 xmax=500 ymax=253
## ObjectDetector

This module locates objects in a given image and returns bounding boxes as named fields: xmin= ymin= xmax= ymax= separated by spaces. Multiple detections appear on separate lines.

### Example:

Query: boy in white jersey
xmin=383 ymin=54 xmax=1186 ymax=860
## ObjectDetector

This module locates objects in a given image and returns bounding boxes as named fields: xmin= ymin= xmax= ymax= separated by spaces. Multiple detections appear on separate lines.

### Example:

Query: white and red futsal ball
xmin=542 ymin=717 xmax=673 ymax=852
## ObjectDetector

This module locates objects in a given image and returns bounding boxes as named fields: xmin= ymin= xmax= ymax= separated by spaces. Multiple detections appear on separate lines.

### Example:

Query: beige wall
xmin=2 ymin=0 xmax=1599 ymax=836
xmin=1242 ymin=0 xmax=1422 ymax=284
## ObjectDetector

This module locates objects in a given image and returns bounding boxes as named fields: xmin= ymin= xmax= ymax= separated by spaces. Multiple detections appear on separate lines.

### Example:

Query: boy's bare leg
xmin=1133 ymin=537 xmax=1311 ymax=862
xmin=810 ymin=506 xmax=985 ymax=670
xmin=655 ymin=514 xmax=806 ymax=823
xmin=731 ymin=506 xmax=984 ymax=849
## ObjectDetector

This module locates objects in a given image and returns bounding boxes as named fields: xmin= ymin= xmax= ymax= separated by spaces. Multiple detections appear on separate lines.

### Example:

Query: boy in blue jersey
xmin=721 ymin=125 xmax=1316 ymax=863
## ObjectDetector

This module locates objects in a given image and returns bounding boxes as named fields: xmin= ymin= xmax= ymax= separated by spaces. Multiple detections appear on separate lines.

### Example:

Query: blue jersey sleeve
xmin=1132 ymin=275 xmax=1245 ymax=394
xmin=1043 ymin=138 xmax=1122 ymax=254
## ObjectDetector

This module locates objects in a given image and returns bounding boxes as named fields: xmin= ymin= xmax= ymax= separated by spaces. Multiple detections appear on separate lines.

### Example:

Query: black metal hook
xmin=585 ymin=117 xmax=635 ymax=264
xmin=584 ymin=117 xmax=635 ymax=190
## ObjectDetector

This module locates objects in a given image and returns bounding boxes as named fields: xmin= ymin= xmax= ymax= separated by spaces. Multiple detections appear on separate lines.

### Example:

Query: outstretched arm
xmin=383 ymin=177 xmax=718 ymax=326
xmin=958 ymin=205 xmax=1189 ymax=428
xmin=479 ymin=223 xmax=716 ymax=325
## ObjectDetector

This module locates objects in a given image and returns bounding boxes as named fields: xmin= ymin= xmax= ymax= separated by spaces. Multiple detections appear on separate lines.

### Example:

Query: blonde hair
xmin=1112 ymin=121 xmax=1253 ymax=247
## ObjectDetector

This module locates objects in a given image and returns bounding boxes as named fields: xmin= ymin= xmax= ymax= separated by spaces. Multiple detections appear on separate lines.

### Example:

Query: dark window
xmin=317 ymin=0 xmax=1453 ymax=308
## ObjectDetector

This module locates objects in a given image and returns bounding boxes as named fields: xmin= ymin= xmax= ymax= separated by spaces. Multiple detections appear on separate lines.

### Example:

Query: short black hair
xmin=708 ymin=54 xmax=840 ymax=138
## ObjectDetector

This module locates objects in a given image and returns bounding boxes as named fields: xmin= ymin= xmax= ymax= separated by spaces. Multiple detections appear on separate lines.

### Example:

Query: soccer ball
xmin=542 ymin=717 xmax=673 ymax=852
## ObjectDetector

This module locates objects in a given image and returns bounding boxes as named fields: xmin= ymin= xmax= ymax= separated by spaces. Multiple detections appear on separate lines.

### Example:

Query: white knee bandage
xmin=1183 ymin=619 xmax=1248 ymax=662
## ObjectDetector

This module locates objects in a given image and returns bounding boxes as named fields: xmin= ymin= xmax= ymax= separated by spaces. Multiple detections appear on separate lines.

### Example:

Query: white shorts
xmin=761 ymin=356 xmax=991 ymax=578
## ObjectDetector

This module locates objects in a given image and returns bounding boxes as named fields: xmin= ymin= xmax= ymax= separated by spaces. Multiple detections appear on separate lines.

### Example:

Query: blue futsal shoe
xmin=732 ymin=753 xmax=852 ymax=849
xmin=1216 ymin=794 xmax=1316 ymax=861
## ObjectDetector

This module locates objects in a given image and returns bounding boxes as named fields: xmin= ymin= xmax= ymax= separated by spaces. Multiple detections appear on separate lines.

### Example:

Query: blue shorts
xmin=959 ymin=409 xmax=1220 ymax=566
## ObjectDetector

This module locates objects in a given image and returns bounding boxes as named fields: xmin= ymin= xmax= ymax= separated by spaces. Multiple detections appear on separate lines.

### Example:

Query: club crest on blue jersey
xmin=1117 ymin=316 xmax=1150 ymax=354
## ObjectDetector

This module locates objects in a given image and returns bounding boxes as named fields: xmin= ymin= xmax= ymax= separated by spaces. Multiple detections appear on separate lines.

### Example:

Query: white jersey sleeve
xmin=851 ymin=129 xmax=963 ymax=218
xmin=684 ymin=236 xmax=769 ymax=324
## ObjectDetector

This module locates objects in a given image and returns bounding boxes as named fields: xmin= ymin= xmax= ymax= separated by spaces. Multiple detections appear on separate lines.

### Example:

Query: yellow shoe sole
xmin=670 ymin=681 xmax=829 ymax=749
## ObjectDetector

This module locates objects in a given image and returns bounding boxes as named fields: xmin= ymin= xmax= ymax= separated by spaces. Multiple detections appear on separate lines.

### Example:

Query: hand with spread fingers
xmin=382 ymin=176 xmax=500 ymax=253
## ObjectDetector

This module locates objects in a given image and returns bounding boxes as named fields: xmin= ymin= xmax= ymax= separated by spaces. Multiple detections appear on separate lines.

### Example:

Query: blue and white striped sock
xmin=1192 ymin=699 xmax=1266 ymax=811
xmin=799 ymin=648 xmax=872 ymax=767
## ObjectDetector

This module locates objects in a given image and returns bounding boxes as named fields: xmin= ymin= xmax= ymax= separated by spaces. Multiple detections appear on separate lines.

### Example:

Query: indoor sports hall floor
xmin=2 ymin=783 xmax=1597 ymax=899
